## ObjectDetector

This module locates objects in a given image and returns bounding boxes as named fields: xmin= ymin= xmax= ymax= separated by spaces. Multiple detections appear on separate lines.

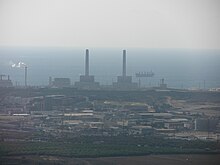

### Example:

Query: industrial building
xmin=195 ymin=118 xmax=219 ymax=131
xmin=159 ymin=78 xmax=167 ymax=89
xmin=113 ymin=50 xmax=137 ymax=89
xmin=0 ymin=75 xmax=13 ymax=87
xmin=75 ymin=49 xmax=100 ymax=89
xmin=51 ymin=78 xmax=71 ymax=88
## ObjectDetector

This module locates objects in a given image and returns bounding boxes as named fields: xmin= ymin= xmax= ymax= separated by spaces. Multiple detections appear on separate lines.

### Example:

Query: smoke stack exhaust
xmin=85 ymin=49 xmax=89 ymax=76
xmin=25 ymin=66 xmax=27 ymax=87
xmin=123 ymin=50 xmax=126 ymax=77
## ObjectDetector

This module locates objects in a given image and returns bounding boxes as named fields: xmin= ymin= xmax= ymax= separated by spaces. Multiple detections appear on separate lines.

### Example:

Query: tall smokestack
xmin=25 ymin=66 xmax=27 ymax=87
xmin=85 ymin=49 xmax=89 ymax=76
xmin=123 ymin=50 xmax=126 ymax=77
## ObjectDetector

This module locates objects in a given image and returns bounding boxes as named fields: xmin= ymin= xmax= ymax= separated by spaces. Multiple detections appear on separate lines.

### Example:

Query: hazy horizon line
xmin=1 ymin=45 xmax=220 ymax=52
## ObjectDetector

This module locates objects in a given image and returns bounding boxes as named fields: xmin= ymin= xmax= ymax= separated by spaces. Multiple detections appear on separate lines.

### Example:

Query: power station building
xmin=113 ymin=50 xmax=137 ymax=89
xmin=75 ymin=49 xmax=100 ymax=89
xmin=0 ymin=75 xmax=13 ymax=87
xmin=53 ymin=78 xmax=71 ymax=88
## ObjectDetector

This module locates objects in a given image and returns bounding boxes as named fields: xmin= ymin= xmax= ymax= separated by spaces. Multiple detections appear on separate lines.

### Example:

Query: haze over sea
xmin=0 ymin=47 xmax=220 ymax=89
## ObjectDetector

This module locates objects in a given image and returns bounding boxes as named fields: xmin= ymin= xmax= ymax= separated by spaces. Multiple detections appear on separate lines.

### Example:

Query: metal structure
xmin=135 ymin=71 xmax=154 ymax=78
xmin=135 ymin=71 xmax=154 ymax=88
xmin=25 ymin=66 xmax=27 ymax=87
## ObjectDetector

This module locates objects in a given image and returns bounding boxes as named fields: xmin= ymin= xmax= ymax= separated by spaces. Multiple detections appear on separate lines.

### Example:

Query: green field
xmin=1 ymin=136 xmax=219 ymax=158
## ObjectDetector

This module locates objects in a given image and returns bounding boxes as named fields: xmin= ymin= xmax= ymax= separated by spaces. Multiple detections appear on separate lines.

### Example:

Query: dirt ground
xmin=167 ymin=97 xmax=220 ymax=117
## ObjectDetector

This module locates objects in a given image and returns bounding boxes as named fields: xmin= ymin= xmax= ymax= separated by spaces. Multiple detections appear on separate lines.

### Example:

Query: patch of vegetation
xmin=0 ymin=136 xmax=219 ymax=158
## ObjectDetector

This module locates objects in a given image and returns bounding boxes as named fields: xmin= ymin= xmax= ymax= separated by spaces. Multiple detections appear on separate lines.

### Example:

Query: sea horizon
xmin=1 ymin=46 xmax=220 ymax=89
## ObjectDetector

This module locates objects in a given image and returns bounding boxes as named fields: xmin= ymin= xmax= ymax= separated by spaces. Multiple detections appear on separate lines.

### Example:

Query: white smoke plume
xmin=11 ymin=61 xmax=27 ymax=68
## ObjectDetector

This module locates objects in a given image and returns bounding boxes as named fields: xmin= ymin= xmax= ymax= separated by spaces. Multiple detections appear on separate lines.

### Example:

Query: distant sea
xmin=0 ymin=47 xmax=220 ymax=89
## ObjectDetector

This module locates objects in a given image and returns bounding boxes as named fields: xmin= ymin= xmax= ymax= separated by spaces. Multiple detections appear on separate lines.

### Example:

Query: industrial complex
xmin=0 ymin=49 xmax=220 ymax=161
xmin=0 ymin=49 xmax=152 ymax=90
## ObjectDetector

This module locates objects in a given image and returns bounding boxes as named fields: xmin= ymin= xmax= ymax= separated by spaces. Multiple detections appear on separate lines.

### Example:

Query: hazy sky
xmin=0 ymin=0 xmax=220 ymax=49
